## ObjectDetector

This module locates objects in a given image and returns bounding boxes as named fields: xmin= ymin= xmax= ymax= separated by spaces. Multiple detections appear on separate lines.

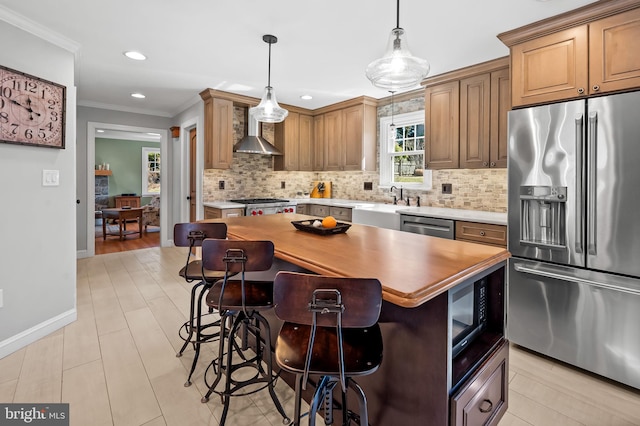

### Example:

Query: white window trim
xmin=379 ymin=110 xmax=432 ymax=190
xmin=142 ymin=147 xmax=161 ymax=196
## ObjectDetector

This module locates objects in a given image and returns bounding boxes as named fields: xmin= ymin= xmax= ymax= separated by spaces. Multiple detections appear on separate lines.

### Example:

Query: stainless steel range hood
xmin=233 ymin=110 xmax=282 ymax=155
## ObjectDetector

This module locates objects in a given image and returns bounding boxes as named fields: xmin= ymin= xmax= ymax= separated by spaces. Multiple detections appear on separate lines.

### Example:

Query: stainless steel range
xmin=229 ymin=198 xmax=296 ymax=216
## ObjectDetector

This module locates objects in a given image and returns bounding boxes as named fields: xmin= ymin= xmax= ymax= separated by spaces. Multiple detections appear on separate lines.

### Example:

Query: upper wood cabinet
xmin=274 ymin=112 xmax=300 ymax=171
xmin=499 ymin=2 xmax=640 ymax=107
xmin=313 ymin=114 xmax=325 ymax=171
xmin=298 ymin=114 xmax=314 ymax=171
xmin=316 ymin=97 xmax=377 ymax=171
xmin=589 ymin=8 xmax=640 ymax=94
xmin=200 ymin=89 xmax=261 ymax=169
xmin=201 ymin=93 xmax=233 ymax=169
xmin=490 ymin=68 xmax=510 ymax=168
xmin=424 ymin=57 xmax=509 ymax=170
xmin=425 ymin=81 xmax=460 ymax=169
xmin=273 ymin=112 xmax=314 ymax=171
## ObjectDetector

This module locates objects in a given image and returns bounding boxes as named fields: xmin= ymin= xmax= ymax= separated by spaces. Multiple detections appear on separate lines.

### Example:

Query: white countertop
xmin=204 ymin=198 xmax=507 ymax=226
xmin=203 ymin=201 xmax=246 ymax=209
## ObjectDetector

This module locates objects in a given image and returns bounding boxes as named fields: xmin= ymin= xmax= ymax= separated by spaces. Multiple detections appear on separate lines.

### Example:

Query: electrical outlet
xmin=442 ymin=183 xmax=453 ymax=194
xmin=218 ymin=180 xmax=225 ymax=190
xmin=281 ymin=181 xmax=286 ymax=189
xmin=364 ymin=182 xmax=373 ymax=190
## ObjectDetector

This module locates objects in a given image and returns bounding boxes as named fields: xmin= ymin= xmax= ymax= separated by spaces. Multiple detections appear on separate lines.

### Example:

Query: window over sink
xmin=379 ymin=110 xmax=432 ymax=190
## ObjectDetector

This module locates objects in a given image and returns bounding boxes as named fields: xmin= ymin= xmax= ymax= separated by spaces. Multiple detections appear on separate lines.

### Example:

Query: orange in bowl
xmin=321 ymin=216 xmax=338 ymax=228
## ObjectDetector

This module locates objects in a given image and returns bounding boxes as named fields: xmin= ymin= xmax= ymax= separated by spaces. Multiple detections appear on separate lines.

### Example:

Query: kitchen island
xmin=204 ymin=214 xmax=511 ymax=425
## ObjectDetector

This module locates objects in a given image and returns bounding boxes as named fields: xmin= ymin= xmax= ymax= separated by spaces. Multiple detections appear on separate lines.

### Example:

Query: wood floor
xmin=1 ymin=245 xmax=639 ymax=426
xmin=95 ymin=222 xmax=160 ymax=255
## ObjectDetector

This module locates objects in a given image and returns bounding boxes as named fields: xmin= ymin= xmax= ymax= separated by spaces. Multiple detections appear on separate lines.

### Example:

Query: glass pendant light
xmin=250 ymin=34 xmax=289 ymax=123
xmin=366 ymin=0 xmax=430 ymax=91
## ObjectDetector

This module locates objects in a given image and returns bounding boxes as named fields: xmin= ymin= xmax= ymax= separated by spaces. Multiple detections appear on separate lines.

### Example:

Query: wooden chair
xmin=200 ymin=239 xmax=289 ymax=426
xmin=273 ymin=271 xmax=383 ymax=426
xmin=173 ymin=222 xmax=229 ymax=387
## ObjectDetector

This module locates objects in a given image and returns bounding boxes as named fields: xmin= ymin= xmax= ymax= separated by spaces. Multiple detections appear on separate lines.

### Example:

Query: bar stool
xmin=200 ymin=239 xmax=290 ymax=426
xmin=273 ymin=271 xmax=383 ymax=426
xmin=173 ymin=222 xmax=230 ymax=387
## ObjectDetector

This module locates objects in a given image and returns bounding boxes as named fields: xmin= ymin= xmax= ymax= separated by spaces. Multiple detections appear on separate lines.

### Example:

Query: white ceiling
xmin=0 ymin=0 xmax=597 ymax=117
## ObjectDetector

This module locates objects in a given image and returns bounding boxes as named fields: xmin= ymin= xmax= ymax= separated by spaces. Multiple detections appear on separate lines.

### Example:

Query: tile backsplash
xmin=203 ymin=101 xmax=507 ymax=213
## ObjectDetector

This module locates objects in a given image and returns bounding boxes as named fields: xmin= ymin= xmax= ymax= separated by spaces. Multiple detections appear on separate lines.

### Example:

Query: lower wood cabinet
xmin=203 ymin=206 xmax=244 ymax=219
xmin=295 ymin=204 xmax=309 ymax=215
xmin=307 ymin=204 xmax=353 ymax=222
xmin=451 ymin=339 xmax=509 ymax=426
xmin=309 ymin=204 xmax=330 ymax=217
xmin=329 ymin=206 xmax=352 ymax=222
xmin=455 ymin=221 xmax=507 ymax=248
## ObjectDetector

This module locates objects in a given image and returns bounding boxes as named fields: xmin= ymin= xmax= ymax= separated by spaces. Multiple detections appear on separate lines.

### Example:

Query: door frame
xmin=176 ymin=115 xmax=202 ymax=223
xmin=85 ymin=121 xmax=170 ymax=257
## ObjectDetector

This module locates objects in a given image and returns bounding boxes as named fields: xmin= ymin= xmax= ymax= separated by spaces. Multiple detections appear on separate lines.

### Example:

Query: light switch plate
xmin=43 ymin=169 xmax=60 ymax=186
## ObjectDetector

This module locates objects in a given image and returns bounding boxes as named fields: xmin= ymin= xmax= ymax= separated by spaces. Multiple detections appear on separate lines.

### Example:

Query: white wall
xmin=0 ymin=22 xmax=77 ymax=354
xmin=171 ymin=100 xmax=203 ymax=222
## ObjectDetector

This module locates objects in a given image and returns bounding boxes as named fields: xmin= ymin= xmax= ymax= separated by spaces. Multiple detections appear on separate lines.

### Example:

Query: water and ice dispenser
xmin=519 ymin=186 xmax=567 ymax=249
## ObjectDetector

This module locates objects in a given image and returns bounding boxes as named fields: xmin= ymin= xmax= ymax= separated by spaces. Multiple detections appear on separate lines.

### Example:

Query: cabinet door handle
xmin=592 ymin=85 xmax=600 ymax=92
xmin=577 ymin=88 xmax=585 ymax=94
xmin=480 ymin=231 xmax=486 ymax=236
xmin=479 ymin=399 xmax=493 ymax=413
xmin=482 ymin=161 xmax=488 ymax=167
xmin=490 ymin=162 xmax=496 ymax=167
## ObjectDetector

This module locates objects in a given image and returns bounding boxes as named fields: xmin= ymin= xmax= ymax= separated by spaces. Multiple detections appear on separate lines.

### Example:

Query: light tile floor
xmin=1 ymin=246 xmax=639 ymax=425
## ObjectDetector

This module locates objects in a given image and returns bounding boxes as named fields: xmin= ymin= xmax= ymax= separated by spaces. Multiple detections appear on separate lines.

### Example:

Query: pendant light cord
xmin=267 ymin=41 xmax=272 ymax=87
xmin=390 ymin=91 xmax=396 ymax=126
xmin=396 ymin=0 xmax=400 ymax=29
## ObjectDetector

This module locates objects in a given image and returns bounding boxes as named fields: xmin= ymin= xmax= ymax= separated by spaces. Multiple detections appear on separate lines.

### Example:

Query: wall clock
xmin=0 ymin=65 xmax=66 ymax=149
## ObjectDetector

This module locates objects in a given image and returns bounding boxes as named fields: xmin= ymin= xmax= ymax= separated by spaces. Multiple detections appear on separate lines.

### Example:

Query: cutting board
xmin=310 ymin=181 xmax=332 ymax=198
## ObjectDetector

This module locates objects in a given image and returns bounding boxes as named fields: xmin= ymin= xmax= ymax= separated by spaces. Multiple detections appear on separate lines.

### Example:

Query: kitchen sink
xmin=352 ymin=205 xmax=403 ymax=230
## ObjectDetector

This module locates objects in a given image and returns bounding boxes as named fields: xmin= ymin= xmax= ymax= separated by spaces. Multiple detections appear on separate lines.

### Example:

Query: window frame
xmin=142 ymin=147 xmax=161 ymax=196
xmin=379 ymin=110 xmax=432 ymax=190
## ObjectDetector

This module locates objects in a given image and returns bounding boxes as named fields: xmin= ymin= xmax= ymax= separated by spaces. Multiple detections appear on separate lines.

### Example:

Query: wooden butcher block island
xmin=205 ymin=214 xmax=511 ymax=426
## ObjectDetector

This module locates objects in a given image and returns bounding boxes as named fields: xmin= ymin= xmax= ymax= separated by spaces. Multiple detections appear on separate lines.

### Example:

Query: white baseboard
xmin=0 ymin=309 xmax=77 ymax=359
xmin=77 ymin=249 xmax=90 ymax=259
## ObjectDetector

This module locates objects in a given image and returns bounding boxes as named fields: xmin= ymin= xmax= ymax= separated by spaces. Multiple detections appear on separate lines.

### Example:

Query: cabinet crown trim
xmin=498 ymin=0 xmax=640 ymax=47
xmin=421 ymin=57 xmax=509 ymax=87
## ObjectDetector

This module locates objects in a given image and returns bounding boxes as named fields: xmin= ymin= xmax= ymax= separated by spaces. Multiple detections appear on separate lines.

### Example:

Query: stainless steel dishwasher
xmin=399 ymin=214 xmax=455 ymax=239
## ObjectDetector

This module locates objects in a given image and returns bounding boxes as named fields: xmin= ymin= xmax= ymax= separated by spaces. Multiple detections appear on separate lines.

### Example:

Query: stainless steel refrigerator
xmin=507 ymin=91 xmax=640 ymax=390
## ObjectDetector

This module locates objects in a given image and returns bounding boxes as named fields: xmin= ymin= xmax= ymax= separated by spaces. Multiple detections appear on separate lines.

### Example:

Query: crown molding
xmin=0 ymin=5 xmax=80 ymax=53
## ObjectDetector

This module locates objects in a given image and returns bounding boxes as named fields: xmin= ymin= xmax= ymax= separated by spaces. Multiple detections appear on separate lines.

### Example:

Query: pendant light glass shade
xmin=250 ymin=86 xmax=288 ymax=123
xmin=366 ymin=1 xmax=430 ymax=91
xmin=250 ymin=35 xmax=289 ymax=123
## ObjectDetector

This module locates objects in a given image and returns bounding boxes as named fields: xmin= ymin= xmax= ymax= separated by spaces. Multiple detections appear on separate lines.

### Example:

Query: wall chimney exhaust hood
xmin=233 ymin=110 xmax=282 ymax=155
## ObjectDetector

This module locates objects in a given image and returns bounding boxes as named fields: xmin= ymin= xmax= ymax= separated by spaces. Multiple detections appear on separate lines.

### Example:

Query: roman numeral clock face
xmin=0 ymin=66 xmax=66 ymax=149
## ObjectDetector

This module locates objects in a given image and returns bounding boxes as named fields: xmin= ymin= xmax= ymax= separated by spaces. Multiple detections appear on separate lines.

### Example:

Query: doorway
xmin=85 ymin=122 xmax=170 ymax=258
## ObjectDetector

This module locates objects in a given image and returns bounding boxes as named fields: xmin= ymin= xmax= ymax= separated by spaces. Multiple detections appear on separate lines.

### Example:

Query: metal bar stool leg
xmin=176 ymin=281 xmax=203 ymax=358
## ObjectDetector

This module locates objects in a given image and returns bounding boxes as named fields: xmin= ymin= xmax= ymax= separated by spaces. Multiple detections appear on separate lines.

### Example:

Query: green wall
xmin=95 ymin=137 xmax=161 ymax=205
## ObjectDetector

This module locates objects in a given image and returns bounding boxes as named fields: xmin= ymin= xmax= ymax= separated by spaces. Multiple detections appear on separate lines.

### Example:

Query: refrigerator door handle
xmin=587 ymin=111 xmax=598 ymax=255
xmin=513 ymin=262 xmax=640 ymax=296
xmin=574 ymin=114 xmax=584 ymax=254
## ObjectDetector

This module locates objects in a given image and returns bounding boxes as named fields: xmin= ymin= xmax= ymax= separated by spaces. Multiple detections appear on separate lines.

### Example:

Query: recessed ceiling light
xmin=131 ymin=93 xmax=146 ymax=99
xmin=300 ymin=95 xmax=313 ymax=100
xmin=124 ymin=51 xmax=147 ymax=60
